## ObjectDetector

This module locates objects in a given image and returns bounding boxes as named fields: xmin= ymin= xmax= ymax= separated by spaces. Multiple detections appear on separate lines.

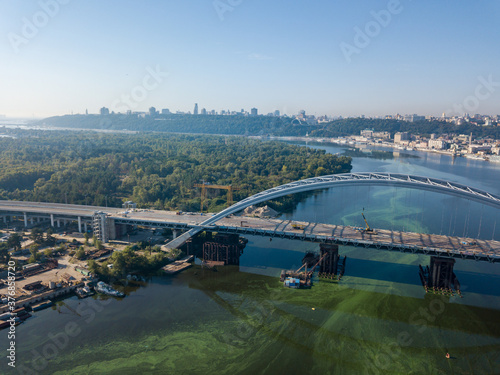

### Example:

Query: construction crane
xmin=361 ymin=212 xmax=377 ymax=235
xmin=194 ymin=184 xmax=239 ymax=212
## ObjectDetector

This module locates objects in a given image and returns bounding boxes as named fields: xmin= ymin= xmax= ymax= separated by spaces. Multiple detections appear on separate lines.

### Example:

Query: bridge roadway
xmin=0 ymin=201 xmax=499 ymax=263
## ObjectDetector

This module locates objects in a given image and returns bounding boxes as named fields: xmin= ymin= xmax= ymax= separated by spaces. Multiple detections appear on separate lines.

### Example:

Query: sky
xmin=0 ymin=0 xmax=499 ymax=119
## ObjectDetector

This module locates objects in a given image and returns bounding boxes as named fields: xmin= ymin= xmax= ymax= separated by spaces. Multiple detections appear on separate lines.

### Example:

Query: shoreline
xmin=2 ymin=123 xmax=499 ymax=165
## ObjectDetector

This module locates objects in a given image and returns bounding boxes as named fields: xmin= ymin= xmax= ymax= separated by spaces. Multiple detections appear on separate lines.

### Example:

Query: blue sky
xmin=0 ymin=0 xmax=499 ymax=118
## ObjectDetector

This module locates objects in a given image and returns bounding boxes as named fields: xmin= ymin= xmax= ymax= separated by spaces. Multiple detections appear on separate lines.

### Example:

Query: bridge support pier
xmin=92 ymin=212 xmax=116 ymax=243
xmin=419 ymin=256 xmax=461 ymax=295
xmin=202 ymin=233 xmax=244 ymax=266
xmin=50 ymin=214 xmax=54 ymax=227
xmin=172 ymin=230 xmax=179 ymax=239
xmin=78 ymin=217 xmax=82 ymax=233
xmin=84 ymin=222 xmax=87 ymax=233
xmin=24 ymin=212 xmax=27 ymax=228
xmin=318 ymin=244 xmax=346 ymax=279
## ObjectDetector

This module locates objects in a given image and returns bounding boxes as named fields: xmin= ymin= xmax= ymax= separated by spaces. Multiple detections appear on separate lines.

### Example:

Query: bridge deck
xmin=0 ymin=201 xmax=499 ymax=262
xmin=213 ymin=216 xmax=500 ymax=262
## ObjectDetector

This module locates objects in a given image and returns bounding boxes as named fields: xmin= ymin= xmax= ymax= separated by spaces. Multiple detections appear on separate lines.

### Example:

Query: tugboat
xmin=95 ymin=281 xmax=125 ymax=297
xmin=75 ymin=285 xmax=95 ymax=299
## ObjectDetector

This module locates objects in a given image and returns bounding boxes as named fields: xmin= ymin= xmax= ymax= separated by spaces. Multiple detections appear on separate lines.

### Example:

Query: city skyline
xmin=0 ymin=1 xmax=499 ymax=118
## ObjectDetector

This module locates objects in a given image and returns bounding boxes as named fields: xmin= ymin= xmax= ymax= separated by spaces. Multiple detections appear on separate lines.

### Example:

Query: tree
xmin=75 ymin=246 xmax=86 ymax=260
xmin=84 ymin=232 xmax=90 ymax=245
xmin=45 ymin=228 xmax=54 ymax=243
xmin=30 ymin=228 xmax=44 ymax=244
xmin=28 ymin=244 xmax=39 ymax=263
xmin=7 ymin=233 xmax=22 ymax=251
xmin=44 ymin=248 xmax=53 ymax=258
xmin=95 ymin=240 xmax=103 ymax=250
xmin=0 ymin=243 xmax=9 ymax=264
xmin=87 ymin=259 xmax=99 ymax=275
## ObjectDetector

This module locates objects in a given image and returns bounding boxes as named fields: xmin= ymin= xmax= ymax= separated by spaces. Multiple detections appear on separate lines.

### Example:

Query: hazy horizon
xmin=1 ymin=0 xmax=499 ymax=118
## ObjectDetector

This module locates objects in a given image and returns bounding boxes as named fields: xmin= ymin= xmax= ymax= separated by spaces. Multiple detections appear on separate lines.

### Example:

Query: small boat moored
xmin=95 ymin=281 xmax=125 ymax=298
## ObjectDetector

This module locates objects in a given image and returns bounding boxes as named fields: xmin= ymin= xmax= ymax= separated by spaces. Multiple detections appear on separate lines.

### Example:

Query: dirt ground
xmin=0 ymin=227 xmax=170 ymax=300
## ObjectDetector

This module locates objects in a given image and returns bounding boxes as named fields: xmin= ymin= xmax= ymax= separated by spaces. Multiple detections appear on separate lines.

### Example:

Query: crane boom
xmin=361 ymin=213 xmax=377 ymax=234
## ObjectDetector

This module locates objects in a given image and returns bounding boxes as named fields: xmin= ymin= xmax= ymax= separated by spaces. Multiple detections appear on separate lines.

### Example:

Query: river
xmin=1 ymin=142 xmax=499 ymax=375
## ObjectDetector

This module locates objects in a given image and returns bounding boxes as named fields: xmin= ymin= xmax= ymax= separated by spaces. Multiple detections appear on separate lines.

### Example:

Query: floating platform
xmin=280 ymin=270 xmax=312 ymax=289
xmin=162 ymin=256 xmax=195 ymax=275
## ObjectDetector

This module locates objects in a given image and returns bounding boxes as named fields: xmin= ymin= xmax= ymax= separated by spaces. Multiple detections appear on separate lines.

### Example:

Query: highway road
xmin=1 ymin=200 xmax=499 ymax=261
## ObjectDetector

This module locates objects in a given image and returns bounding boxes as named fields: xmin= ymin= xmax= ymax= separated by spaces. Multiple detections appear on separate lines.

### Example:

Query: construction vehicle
xmin=361 ymin=213 xmax=377 ymax=235
xmin=291 ymin=222 xmax=306 ymax=230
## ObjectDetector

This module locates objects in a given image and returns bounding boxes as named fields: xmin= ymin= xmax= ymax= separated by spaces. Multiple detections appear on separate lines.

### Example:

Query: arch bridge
xmin=167 ymin=172 xmax=500 ymax=249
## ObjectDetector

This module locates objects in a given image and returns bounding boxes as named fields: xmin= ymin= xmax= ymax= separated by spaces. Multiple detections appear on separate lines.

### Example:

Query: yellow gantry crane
xmin=194 ymin=184 xmax=239 ymax=212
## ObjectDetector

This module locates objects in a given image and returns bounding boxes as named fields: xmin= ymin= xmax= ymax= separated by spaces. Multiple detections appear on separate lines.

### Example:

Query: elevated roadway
xmin=0 ymin=200 xmax=499 ymax=263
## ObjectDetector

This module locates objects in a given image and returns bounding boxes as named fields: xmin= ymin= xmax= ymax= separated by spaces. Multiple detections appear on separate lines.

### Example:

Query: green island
xmin=37 ymin=114 xmax=500 ymax=139
xmin=0 ymin=130 xmax=351 ymax=212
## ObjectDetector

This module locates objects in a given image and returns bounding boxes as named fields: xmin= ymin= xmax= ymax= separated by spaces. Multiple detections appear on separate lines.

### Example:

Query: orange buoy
xmin=446 ymin=353 xmax=450 ymax=359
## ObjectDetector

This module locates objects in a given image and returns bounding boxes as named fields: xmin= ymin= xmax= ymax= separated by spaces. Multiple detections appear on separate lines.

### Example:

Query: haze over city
xmin=1 ymin=0 xmax=499 ymax=118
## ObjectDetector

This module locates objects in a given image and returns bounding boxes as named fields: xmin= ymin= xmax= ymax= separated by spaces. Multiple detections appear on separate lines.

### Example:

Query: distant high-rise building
xmin=251 ymin=108 xmax=258 ymax=116
xmin=201 ymin=108 xmax=207 ymax=115
xmin=274 ymin=110 xmax=280 ymax=117
xmin=100 ymin=107 xmax=110 ymax=115
xmin=194 ymin=103 xmax=199 ymax=115
xmin=161 ymin=109 xmax=170 ymax=115
xmin=85 ymin=109 xmax=88 ymax=115
xmin=403 ymin=114 xmax=425 ymax=122
xmin=394 ymin=132 xmax=410 ymax=143
xmin=149 ymin=107 xmax=157 ymax=116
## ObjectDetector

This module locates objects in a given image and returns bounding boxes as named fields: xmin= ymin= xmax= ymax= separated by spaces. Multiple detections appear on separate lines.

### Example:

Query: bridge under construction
xmin=0 ymin=200 xmax=499 ymax=263
xmin=2 ymin=171 xmax=500 ymax=297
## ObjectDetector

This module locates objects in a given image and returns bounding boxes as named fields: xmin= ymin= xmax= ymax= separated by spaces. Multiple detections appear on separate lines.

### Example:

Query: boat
xmin=31 ymin=300 xmax=53 ymax=311
xmin=0 ymin=312 xmax=14 ymax=321
xmin=0 ymin=318 xmax=22 ymax=330
xmin=75 ymin=285 xmax=95 ymax=298
xmin=464 ymin=154 xmax=486 ymax=160
xmin=488 ymin=155 xmax=500 ymax=163
xmin=95 ymin=281 xmax=125 ymax=297
xmin=283 ymin=277 xmax=302 ymax=289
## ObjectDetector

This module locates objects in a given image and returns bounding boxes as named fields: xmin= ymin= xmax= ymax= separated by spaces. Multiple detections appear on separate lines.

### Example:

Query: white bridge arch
xmin=166 ymin=172 xmax=500 ymax=248
xmin=202 ymin=172 xmax=500 ymax=226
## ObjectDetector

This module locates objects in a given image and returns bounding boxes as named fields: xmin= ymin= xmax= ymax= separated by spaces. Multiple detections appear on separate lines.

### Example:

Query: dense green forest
xmin=0 ymin=130 xmax=352 ymax=212
xmin=38 ymin=114 xmax=500 ymax=139
xmin=39 ymin=114 xmax=309 ymax=137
